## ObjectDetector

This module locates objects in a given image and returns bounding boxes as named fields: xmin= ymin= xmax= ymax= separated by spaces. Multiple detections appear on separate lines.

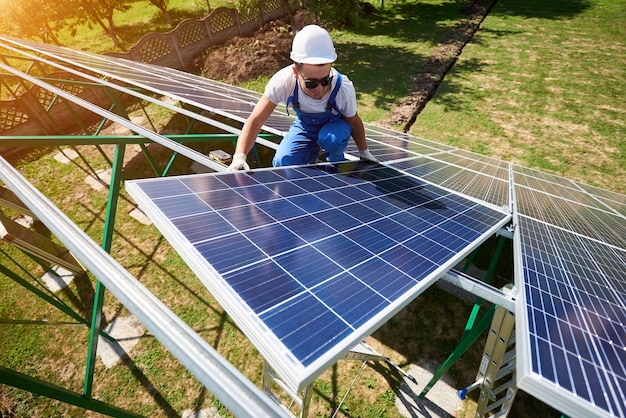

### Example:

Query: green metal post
xmin=0 ymin=261 xmax=115 ymax=338
xmin=136 ymin=99 xmax=159 ymax=133
xmin=419 ymin=234 xmax=509 ymax=398
xmin=161 ymin=151 xmax=179 ymax=177
xmin=160 ymin=109 xmax=203 ymax=177
xmin=83 ymin=143 xmax=126 ymax=398
xmin=462 ymin=235 xmax=507 ymax=338
xmin=418 ymin=304 xmax=496 ymax=398
xmin=0 ymin=367 xmax=141 ymax=417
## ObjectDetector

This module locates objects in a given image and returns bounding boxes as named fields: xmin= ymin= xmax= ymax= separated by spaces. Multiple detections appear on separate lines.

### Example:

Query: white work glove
xmin=227 ymin=152 xmax=250 ymax=171
xmin=359 ymin=148 xmax=378 ymax=163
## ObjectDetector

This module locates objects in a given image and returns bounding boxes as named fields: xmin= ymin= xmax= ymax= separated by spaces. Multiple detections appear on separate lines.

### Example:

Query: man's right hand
xmin=227 ymin=152 xmax=251 ymax=171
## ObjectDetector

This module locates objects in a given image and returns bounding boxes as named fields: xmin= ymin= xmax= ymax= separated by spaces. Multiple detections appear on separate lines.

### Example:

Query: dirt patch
xmin=197 ymin=10 xmax=316 ymax=84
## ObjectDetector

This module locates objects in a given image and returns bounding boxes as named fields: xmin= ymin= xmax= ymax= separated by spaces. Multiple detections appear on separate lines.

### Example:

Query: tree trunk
xmin=91 ymin=12 xmax=123 ymax=50
xmin=282 ymin=0 xmax=295 ymax=33
xmin=163 ymin=10 xmax=174 ymax=26
xmin=43 ymin=21 xmax=61 ymax=45
xmin=106 ymin=14 xmax=123 ymax=50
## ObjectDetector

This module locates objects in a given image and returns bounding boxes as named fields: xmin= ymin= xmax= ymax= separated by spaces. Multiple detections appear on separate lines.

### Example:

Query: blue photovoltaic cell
xmin=512 ymin=165 xmax=626 ymax=418
xmin=389 ymin=157 xmax=509 ymax=208
xmin=259 ymin=291 xmax=356 ymax=365
xmin=127 ymin=162 xmax=509 ymax=386
xmin=312 ymin=272 xmax=388 ymax=329
xmin=517 ymin=215 xmax=626 ymax=417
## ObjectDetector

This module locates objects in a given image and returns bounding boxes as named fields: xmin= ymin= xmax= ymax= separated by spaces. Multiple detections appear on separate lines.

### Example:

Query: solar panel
xmin=127 ymin=162 xmax=511 ymax=391
xmin=389 ymin=155 xmax=510 ymax=209
xmin=3 ymin=36 xmax=625 ymax=417
xmin=0 ymin=36 xmax=294 ymax=136
xmin=0 ymin=36 xmax=466 ymax=159
xmin=513 ymin=165 xmax=626 ymax=418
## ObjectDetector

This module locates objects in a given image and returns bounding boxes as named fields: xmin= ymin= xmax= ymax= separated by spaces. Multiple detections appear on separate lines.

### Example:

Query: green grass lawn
xmin=410 ymin=0 xmax=626 ymax=193
xmin=331 ymin=0 xmax=463 ymax=123
xmin=53 ymin=0 xmax=237 ymax=54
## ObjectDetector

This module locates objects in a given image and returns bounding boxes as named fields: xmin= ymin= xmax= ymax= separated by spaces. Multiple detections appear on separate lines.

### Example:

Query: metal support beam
xmin=0 ymin=366 xmax=141 ymax=417
xmin=0 ymin=254 xmax=113 ymax=340
xmin=84 ymin=143 xmax=126 ymax=398
xmin=418 ymin=304 xmax=496 ymax=398
xmin=0 ymin=156 xmax=289 ymax=417
xmin=421 ymin=233 xmax=516 ymax=399
xmin=0 ymin=61 xmax=227 ymax=172
xmin=0 ymin=133 xmax=278 ymax=147
xmin=440 ymin=270 xmax=516 ymax=313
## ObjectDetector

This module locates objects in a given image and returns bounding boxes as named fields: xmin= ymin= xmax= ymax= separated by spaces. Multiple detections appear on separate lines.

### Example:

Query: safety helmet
xmin=290 ymin=25 xmax=337 ymax=64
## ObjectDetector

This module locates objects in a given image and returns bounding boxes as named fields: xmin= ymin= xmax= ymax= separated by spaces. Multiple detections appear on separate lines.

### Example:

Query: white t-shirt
xmin=264 ymin=65 xmax=358 ymax=117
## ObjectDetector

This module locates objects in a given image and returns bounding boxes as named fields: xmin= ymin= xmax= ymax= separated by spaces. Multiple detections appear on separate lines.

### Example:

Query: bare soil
xmin=197 ymin=10 xmax=315 ymax=85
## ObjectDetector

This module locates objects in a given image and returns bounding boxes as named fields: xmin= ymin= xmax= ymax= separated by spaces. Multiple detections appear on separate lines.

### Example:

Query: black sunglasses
xmin=300 ymin=74 xmax=333 ymax=89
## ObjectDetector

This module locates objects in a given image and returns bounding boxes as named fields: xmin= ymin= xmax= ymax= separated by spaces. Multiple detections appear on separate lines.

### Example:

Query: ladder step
xmin=484 ymin=389 xmax=516 ymax=413
xmin=474 ymin=305 xmax=518 ymax=418
xmin=490 ymin=376 xmax=517 ymax=397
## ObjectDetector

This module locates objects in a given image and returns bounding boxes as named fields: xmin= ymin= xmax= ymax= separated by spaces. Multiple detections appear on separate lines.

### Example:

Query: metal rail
xmin=0 ymin=156 xmax=288 ymax=417
xmin=0 ymin=60 xmax=227 ymax=172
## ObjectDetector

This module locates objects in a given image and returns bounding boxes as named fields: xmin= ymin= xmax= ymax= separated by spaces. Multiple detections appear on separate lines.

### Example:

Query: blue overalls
xmin=272 ymin=73 xmax=352 ymax=167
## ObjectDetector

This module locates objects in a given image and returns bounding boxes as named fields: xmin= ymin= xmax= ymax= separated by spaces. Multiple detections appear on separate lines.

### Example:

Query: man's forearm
xmin=351 ymin=121 xmax=368 ymax=151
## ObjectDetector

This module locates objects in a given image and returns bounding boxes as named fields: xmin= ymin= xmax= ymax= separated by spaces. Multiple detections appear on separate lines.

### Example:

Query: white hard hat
xmin=290 ymin=25 xmax=337 ymax=64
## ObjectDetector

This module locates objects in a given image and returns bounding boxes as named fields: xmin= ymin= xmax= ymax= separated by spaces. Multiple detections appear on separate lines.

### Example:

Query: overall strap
xmin=285 ymin=72 xmax=343 ymax=116
xmin=285 ymin=80 xmax=301 ymax=117
xmin=326 ymin=72 xmax=343 ymax=113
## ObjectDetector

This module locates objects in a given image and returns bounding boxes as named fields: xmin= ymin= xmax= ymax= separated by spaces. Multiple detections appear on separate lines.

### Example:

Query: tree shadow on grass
xmin=335 ymin=41 xmax=432 ymax=114
xmin=357 ymin=0 xmax=473 ymax=44
xmin=489 ymin=0 xmax=591 ymax=20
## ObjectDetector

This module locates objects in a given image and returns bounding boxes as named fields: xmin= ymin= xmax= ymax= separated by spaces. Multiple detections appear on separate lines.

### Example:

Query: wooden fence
xmin=0 ymin=0 xmax=307 ymax=137
xmin=107 ymin=0 xmax=306 ymax=70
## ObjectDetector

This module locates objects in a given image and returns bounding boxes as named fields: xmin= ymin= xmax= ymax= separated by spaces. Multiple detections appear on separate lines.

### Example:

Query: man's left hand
xmin=359 ymin=148 xmax=378 ymax=163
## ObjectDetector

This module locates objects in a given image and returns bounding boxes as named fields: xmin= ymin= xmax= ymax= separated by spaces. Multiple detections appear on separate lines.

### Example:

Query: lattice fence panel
xmin=33 ymin=82 xmax=85 ymax=108
xmin=139 ymin=37 xmax=174 ymax=62
xmin=0 ymin=104 xmax=28 ymax=132
xmin=209 ymin=8 xmax=237 ymax=34
xmin=238 ymin=3 xmax=260 ymax=24
xmin=178 ymin=20 xmax=207 ymax=48
xmin=264 ymin=0 xmax=283 ymax=13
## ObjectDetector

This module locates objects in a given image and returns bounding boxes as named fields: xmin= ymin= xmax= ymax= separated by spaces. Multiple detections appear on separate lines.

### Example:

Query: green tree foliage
xmin=71 ymin=0 xmax=131 ymax=49
xmin=1 ymin=0 xmax=68 ymax=44
xmin=147 ymin=0 xmax=174 ymax=26
xmin=0 ymin=0 xmax=131 ymax=50
xmin=308 ymin=0 xmax=366 ymax=28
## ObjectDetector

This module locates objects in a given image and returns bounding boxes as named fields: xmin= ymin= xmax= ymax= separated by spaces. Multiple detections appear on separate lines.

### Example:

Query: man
xmin=228 ymin=24 xmax=377 ymax=171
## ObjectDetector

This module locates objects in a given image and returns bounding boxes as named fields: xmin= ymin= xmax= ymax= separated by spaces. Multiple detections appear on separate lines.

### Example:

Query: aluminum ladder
xmin=458 ymin=306 xmax=517 ymax=417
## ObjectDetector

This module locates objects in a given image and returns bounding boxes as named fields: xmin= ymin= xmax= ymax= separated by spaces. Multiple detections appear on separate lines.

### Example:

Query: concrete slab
xmin=181 ymin=407 xmax=222 ymax=418
xmin=395 ymin=363 xmax=463 ymax=418
xmin=54 ymin=148 xmax=79 ymax=163
xmin=13 ymin=215 xmax=35 ymax=228
xmin=84 ymin=168 xmax=111 ymax=191
xmin=97 ymin=315 xmax=144 ymax=368
xmin=129 ymin=207 xmax=152 ymax=225
xmin=41 ymin=265 xmax=75 ymax=292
